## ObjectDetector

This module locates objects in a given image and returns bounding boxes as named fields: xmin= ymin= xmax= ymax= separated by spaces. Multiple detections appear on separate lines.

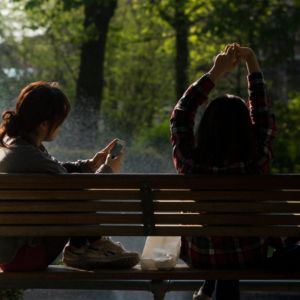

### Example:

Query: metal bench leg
xmin=152 ymin=290 xmax=166 ymax=300
xmin=151 ymin=280 xmax=167 ymax=300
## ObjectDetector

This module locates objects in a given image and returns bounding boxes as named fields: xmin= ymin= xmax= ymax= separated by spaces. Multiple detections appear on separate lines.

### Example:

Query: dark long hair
xmin=0 ymin=81 xmax=70 ymax=147
xmin=195 ymin=95 xmax=253 ymax=167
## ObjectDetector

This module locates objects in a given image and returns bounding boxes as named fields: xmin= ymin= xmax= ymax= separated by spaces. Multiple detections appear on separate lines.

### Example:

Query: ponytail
xmin=0 ymin=111 xmax=22 ymax=147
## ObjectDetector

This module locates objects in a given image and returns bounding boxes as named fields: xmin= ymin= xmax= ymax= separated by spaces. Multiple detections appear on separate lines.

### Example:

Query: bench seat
xmin=1 ymin=265 xmax=300 ymax=296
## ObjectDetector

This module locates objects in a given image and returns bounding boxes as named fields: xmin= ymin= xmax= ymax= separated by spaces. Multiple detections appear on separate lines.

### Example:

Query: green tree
xmin=203 ymin=0 xmax=300 ymax=96
xmin=151 ymin=0 xmax=212 ymax=99
xmin=273 ymin=94 xmax=300 ymax=172
xmin=13 ymin=0 xmax=118 ymax=147
xmin=71 ymin=0 xmax=117 ymax=147
xmin=102 ymin=0 xmax=175 ymax=138
xmin=2 ymin=0 xmax=300 ymax=173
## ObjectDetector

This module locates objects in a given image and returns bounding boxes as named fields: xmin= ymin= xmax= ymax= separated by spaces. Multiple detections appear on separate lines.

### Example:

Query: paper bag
xmin=140 ymin=236 xmax=181 ymax=270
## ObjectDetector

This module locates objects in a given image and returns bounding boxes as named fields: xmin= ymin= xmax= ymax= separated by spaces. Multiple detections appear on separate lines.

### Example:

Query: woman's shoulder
xmin=0 ymin=137 xmax=66 ymax=174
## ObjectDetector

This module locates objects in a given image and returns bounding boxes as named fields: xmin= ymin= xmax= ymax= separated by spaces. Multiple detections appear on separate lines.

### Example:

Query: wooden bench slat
xmin=1 ymin=201 xmax=300 ymax=214
xmin=1 ymin=189 xmax=299 ymax=201
xmin=154 ymin=213 xmax=300 ymax=225
xmin=0 ymin=190 xmax=298 ymax=202
xmin=0 ymin=213 xmax=144 ymax=224
xmin=0 ymin=225 xmax=299 ymax=237
xmin=153 ymin=226 xmax=300 ymax=237
xmin=0 ymin=174 xmax=298 ymax=189
xmin=0 ymin=226 xmax=145 ymax=236
xmin=1 ymin=265 xmax=300 ymax=281
xmin=0 ymin=201 xmax=142 ymax=212
xmin=1 ymin=213 xmax=299 ymax=226
xmin=153 ymin=190 xmax=300 ymax=201
xmin=0 ymin=190 xmax=141 ymax=200
xmin=2 ymin=201 xmax=300 ymax=213
xmin=155 ymin=201 xmax=300 ymax=213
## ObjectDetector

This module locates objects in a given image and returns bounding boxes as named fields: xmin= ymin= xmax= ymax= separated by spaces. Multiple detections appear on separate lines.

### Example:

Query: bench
xmin=0 ymin=173 xmax=299 ymax=299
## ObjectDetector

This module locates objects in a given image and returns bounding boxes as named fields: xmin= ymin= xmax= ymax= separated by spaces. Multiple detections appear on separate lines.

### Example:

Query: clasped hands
xmin=209 ymin=43 xmax=257 ymax=82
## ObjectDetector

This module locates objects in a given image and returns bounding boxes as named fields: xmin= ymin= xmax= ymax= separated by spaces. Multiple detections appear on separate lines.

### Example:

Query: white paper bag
xmin=140 ymin=236 xmax=181 ymax=270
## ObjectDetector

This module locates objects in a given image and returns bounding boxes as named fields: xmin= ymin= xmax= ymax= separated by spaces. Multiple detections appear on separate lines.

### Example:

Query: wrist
xmin=244 ymin=49 xmax=255 ymax=61
xmin=96 ymin=164 xmax=113 ymax=174
xmin=87 ymin=159 xmax=94 ymax=171
xmin=88 ymin=159 xmax=98 ymax=173
xmin=208 ymin=65 xmax=224 ymax=83
xmin=246 ymin=55 xmax=260 ymax=74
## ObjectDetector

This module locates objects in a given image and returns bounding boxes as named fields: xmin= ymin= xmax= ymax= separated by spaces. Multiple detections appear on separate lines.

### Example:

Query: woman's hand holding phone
xmin=110 ymin=140 xmax=125 ymax=159
xmin=105 ymin=151 xmax=123 ymax=173
xmin=88 ymin=139 xmax=120 ymax=172
xmin=105 ymin=139 xmax=125 ymax=173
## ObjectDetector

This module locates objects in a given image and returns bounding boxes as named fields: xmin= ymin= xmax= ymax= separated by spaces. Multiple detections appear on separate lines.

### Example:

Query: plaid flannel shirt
xmin=170 ymin=72 xmax=279 ymax=269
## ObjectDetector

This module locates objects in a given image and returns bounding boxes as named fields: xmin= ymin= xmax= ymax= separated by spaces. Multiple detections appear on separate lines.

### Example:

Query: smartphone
xmin=110 ymin=140 xmax=125 ymax=159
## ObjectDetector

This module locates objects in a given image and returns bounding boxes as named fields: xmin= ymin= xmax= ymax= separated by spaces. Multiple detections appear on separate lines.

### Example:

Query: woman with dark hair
xmin=0 ymin=81 xmax=139 ymax=272
xmin=170 ymin=45 xmax=276 ymax=300
xmin=0 ymin=81 xmax=70 ymax=149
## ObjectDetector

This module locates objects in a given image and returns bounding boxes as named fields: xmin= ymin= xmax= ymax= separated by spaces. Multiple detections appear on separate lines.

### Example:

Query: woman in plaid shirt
xmin=170 ymin=45 xmax=276 ymax=300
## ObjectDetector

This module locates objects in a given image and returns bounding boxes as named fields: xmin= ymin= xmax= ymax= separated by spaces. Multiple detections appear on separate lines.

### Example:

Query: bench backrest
xmin=0 ymin=174 xmax=299 ymax=237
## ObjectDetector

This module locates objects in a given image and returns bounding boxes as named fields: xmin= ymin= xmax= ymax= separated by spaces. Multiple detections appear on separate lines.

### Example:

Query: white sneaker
xmin=62 ymin=237 xmax=140 ymax=270
xmin=83 ymin=237 xmax=140 ymax=269
xmin=62 ymin=244 xmax=88 ymax=268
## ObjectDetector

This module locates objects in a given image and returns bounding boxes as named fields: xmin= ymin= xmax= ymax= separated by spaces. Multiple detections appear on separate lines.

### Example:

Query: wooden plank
xmin=1 ymin=200 xmax=300 ymax=214
xmin=153 ymin=214 xmax=300 ymax=225
xmin=0 ymin=226 xmax=145 ymax=236
xmin=0 ymin=225 xmax=299 ymax=237
xmin=0 ymin=189 xmax=298 ymax=201
xmin=1 ymin=213 xmax=300 ymax=226
xmin=152 ymin=225 xmax=300 ymax=237
xmin=153 ymin=190 xmax=300 ymax=201
xmin=0 ymin=174 xmax=298 ymax=190
xmin=0 ymin=201 xmax=142 ymax=212
xmin=0 ymin=214 xmax=143 ymax=224
xmin=154 ymin=201 xmax=300 ymax=213
xmin=1 ymin=278 xmax=300 ymax=293
xmin=0 ymin=190 xmax=141 ymax=200
xmin=1 ymin=201 xmax=300 ymax=214
xmin=1 ymin=265 xmax=300 ymax=281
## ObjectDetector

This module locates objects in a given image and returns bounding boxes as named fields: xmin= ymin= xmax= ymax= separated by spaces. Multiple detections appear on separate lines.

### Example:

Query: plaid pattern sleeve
xmin=170 ymin=74 xmax=214 ymax=174
xmin=248 ymin=72 xmax=276 ymax=174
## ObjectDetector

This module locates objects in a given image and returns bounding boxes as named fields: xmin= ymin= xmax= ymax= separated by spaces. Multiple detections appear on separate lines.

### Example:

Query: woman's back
xmin=170 ymin=45 xmax=276 ymax=269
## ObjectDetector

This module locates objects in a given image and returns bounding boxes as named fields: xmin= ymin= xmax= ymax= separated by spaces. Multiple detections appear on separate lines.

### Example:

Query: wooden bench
xmin=0 ymin=173 xmax=300 ymax=299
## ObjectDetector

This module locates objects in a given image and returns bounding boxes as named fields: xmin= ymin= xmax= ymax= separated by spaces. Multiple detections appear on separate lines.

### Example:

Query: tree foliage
xmin=273 ymin=94 xmax=300 ymax=172
xmin=0 ymin=0 xmax=299 ymax=171
xmin=205 ymin=0 xmax=300 ymax=64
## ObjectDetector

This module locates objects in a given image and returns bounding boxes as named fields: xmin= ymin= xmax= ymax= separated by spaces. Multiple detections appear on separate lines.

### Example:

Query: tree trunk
xmin=174 ymin=1 xmax=189 ymax=100
xmin=157 ymin=0 xmax=190 ymax=101
xmin=71 ymin=0 xmax=117 ymax=148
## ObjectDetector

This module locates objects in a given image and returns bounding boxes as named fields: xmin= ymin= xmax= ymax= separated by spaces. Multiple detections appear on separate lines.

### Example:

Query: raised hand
xmin=88 ymin=139 xmax=118 ymax=172
xmin=237 ymin=47 xmax=260 ymax=73
xmin=209 ymin=44 xmax=240 ymax=82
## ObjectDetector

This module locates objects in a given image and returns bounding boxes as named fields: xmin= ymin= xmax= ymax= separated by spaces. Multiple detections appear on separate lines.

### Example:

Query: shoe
xmin=62 ymin=244 xmax=88 ymax=268
xmin=83 ymin=237 xmax=140 ymax=269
